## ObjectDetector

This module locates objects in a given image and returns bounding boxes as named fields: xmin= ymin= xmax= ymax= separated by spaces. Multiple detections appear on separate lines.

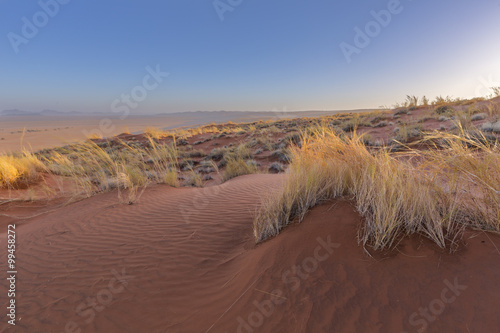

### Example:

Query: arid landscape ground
xmin=1 ymin=95 xmax=500 ymax=332
xmin=0 ymin=110 xmax=368 ymax=153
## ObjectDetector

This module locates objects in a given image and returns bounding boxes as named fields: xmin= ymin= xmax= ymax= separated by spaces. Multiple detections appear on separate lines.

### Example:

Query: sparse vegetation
xmin=87 ymin=133 xmax=103 ymax=140
xmin=405 ymin=95 xmax=419 ymax=108
xmin=374 ymin=121 xmax=388 ymax=128
xmin=268 ymin=162 xmax=285 ymax=173
xmin=393 ymin=123 xmax=423 ymax=143
xmin=433 ymin=95 xmax=455 ymax=106
xmin=222 ymin=157 xmax=259 ymax=181
xmin=253 ymin=124 xmax=500 ymax=251
xmin=4 ymin=94 xmax=500 ymax=222
xmin=492 ymin=86 xmax=500 ymax=97
xmin=481 ymin=121 xmax=500 ymax=134
xmin=0 ymin=152 xmax=45 ymax=188
xmin=185 ymin=169 xmax=203 ymax=187
xmin=471 ymin=113 xmax=487 ymax=121
xmin=43 ymin=137 xmax=179 ymax=200
xmin=394 ymin=109 xmax=408 ymax=116
xmin=144 ymin=127 xmax=169 ymax=140
xmin=435 ymin=105 xmax=455 ymax=115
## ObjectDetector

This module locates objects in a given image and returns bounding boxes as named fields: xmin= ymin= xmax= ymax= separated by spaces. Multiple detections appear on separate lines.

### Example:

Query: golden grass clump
xmin=0 ymin=152 xmax=45 ymax=188
xmin=419 ymin=127 xmax=500 ymax=232
xmin=121 ymin=126 xmax=131 ymax=134
xmin=44 ymin=137 xmax=179 ymax=199
xmin=145 ymin=127 xmax=170 ymax=140
xmin=253 ymin=124 xmax=500 ymax=251
xmin=86 ymin=133 xmax=103 ymax=140
xmin=222 ymin=157 xmax=259 ymax=181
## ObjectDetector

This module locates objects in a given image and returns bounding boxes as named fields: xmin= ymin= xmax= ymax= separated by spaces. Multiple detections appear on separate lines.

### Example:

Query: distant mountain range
xmin=0 ymin=108 xmax=375 ymax=136
xmin=0 ymin=109 xmax=97 ymax=116
xmin=1 ymin=108 xmax=374 ymax=118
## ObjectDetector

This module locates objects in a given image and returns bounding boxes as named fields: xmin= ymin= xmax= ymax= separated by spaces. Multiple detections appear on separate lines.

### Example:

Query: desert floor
xmin=1 ymin=174 xmax=499 ymax=332
xmin=0 ymin=110 xmax=359 ymax=153
xmin=1 ymin=102 xmax=500 ymax=332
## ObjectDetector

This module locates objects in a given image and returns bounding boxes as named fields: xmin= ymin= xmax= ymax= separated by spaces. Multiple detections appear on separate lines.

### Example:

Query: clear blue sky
xmin=1 ymin=0 xmax=499 ymax=114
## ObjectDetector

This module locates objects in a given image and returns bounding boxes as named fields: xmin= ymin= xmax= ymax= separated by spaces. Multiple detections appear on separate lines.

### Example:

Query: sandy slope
xmin=1 ymin=174 xmax=499 ymax=333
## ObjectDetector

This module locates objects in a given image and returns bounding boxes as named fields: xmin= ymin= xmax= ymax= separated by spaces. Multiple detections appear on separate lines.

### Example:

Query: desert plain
xmin=1 ymin=96 xmax=500 ymax=333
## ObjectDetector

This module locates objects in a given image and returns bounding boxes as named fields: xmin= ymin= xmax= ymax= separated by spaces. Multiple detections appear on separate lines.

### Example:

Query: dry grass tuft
xmin=145 ymin=127 xmax=170 ymax=140
xmin=254 ymin=124 xmax=500 ymax=251
xmin=222 ymin=157 xmax=259 ymax=181
xmin=0 ymin=152 xmax=46 ymax=188
xmin=44 ymin=137 xmax=179 ymax=200
xmin=420 ymin=126 xmax=500 ymax=232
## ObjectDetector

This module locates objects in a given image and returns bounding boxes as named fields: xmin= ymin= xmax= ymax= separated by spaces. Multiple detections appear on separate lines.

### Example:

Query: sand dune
xmin=1 ymin=174 xmax=499 ymax=332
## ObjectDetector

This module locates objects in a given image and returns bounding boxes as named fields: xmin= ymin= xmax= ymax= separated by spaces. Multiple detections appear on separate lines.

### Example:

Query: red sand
xmin=1 ymin=174 xmax=500 ymax=332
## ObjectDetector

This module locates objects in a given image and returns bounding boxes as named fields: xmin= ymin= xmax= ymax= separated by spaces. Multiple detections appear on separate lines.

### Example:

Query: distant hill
xmin=1 ymin=109 xmax=40 ymax=116
xmin=0 ymin=110 xmax=96 ymax=116
xmin=0 ymin=109 xmax=374 ymax=121
xmin=40 ymin=109 xmax=77 ymax=116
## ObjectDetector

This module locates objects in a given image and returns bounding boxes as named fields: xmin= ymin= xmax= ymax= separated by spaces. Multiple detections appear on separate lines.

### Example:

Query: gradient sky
xmin=1 ymin=0 xmax=500 ymax=114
